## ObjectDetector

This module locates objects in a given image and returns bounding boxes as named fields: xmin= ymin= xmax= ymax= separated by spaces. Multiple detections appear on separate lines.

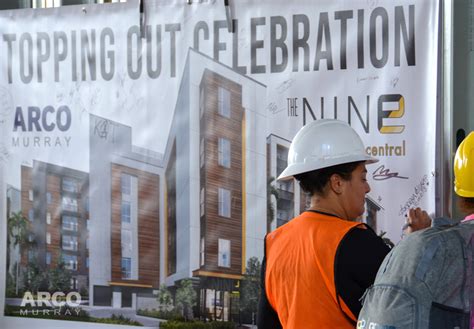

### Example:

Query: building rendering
xmin=266 ymin=134 xmax=310 ymax=231
xmin=363 ymin=196 xmax=384 ymax=233
xmin=20 ymin=160 xmax=89 ymax=292
xmin=89 ymin=114 xmax=163 ymax=309
xmin=163 ymin=48 xmax=267 ymax=321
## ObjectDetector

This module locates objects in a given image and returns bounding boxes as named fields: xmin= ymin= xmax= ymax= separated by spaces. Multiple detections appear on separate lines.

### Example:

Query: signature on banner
xmin=398 ymin=175 xmax=429 ymax=216
xmin=372 ymin=165 xmax=408 ymax=181
xmin=266 ymin=102 xmax=285 ymax=115
xmin=0 ymin=86 xmax=13 ymax=119
xmin=0 ymin=144 xmax=10 ymax=162
xmin=276 ymin=79 xmax=294 ymax=94
xmin=93 ymin=118 xmax=116 ymax=141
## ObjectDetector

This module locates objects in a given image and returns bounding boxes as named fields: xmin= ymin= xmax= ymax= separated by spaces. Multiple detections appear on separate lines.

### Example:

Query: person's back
xmin=358 ymin=220 xmax=473 ymax=328
xmin=265 ymin=212 xmax=363 ymax=328
xmin=358 ymin=131 xmax=474 ymax=329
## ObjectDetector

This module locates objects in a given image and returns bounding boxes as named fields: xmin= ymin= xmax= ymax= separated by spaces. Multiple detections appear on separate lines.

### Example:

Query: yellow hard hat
xmin=454 ymin=131 xmax=474 ymax=197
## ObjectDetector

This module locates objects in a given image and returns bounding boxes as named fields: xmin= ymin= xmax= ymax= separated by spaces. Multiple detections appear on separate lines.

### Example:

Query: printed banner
xmin=0 ymin=0 xmax=438 ymax=327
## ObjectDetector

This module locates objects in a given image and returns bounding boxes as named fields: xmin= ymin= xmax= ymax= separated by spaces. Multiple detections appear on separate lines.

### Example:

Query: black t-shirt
xmin=257 ymin=213 xmax=391 ymax=328
xmin=335 ymin=225 xmax=391 ymax=317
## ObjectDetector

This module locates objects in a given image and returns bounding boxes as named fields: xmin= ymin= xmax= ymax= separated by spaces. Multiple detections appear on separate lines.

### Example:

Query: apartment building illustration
xmin=163 ymin=48 xmax=267 ymax=321
xmin=89 ymin=114 xmax=163 ymax=309
xmin=20 ymin=160 xmax=89 ymax=292
xmin=363 ymin=195 xmax=384 ymax=233
xmin=6 ymin=185 xmax=21 ymax=218
xmin=266 ymin=134 xmax=310 ymax=230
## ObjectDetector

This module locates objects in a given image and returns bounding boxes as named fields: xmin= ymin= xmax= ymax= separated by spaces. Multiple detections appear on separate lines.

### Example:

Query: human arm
xmin=403 ymin=207 xmax=432 ymax=234
xmin=335 ymin=226 xmax=391 ymax=318
xmin=256 ymin=249 xmax=283 ymax=328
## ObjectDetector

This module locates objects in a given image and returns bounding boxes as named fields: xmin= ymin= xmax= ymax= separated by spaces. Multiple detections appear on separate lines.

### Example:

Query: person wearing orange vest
xmin=257 ymin=120 xmax=391 ymax=328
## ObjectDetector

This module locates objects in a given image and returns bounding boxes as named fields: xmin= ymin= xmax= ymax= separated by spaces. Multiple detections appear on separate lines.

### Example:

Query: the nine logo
xmin=378 ymin=94 xmax=405 ymax=134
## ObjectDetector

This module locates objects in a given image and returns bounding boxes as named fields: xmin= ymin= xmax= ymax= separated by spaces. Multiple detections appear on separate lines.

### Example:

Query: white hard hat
xmin=278 ymin=119 xmax=378 ymax=180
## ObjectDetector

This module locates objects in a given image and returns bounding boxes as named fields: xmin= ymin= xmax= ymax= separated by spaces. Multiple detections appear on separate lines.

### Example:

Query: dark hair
xmin=457 ymin=196 xmax=474 ymax=216
xmin=294 ymin=161 xmax=364 ymax=197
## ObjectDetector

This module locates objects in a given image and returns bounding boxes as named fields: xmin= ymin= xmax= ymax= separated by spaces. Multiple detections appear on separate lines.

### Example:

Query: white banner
xmin=0 ymin=0 xmax=438 ymax=326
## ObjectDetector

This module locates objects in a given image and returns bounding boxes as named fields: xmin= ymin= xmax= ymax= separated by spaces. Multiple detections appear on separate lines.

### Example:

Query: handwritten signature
xmin=276 ymin=79 xmax=294 ymax=94
xmin=391 ymin=77 xmax=399 ymax=88
xmin=357 ymin=75 xmax=379 ymax=83
xmin=94 ymin=118 xmax=115 ymax=141
xmin=372 ymin=165 xmax=408 ymax=181
xmin=367 ymin=0 xmax=379 ymax=10
xmin=266 ymin=102 xmax=285 ymax=115
xmin=399 ymin=175 xmax=429 ymax=216
xmin=0 ymin=144 xmax=9 ymax=162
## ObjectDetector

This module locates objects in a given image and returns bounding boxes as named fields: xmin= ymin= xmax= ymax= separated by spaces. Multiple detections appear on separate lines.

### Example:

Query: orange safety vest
xmin=265 ymin=211 xmax=365 ymax=328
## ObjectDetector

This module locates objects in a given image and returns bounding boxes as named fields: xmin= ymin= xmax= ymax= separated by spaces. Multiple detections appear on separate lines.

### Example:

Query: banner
xmin=0 ymin=0 xmax=438 ymax=326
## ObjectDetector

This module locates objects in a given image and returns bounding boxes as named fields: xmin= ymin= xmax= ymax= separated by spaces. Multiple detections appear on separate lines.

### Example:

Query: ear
xmin=329 ymin=174 xmax=344 ymax=195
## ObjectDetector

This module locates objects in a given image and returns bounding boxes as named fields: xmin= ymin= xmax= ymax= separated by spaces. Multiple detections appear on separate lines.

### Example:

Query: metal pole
xmin=441 ymin=0 xmax=453 ymax=218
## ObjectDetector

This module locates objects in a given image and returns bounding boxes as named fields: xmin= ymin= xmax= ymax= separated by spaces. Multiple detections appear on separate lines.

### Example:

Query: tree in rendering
xmin=7 ymin=211 xmax=29 ymax=295
xmin=175 ymin=279 xmax=197 ymax=321
xmin=267 ymin=177 xmax=279 ymax=233
xmin=157 ymin=284 xmax=174 ymax=312
xmin=241 ymin=257 xmax=262 ymax=324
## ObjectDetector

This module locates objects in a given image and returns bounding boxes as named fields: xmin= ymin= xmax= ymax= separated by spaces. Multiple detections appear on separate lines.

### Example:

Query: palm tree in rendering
xmin=267 ymin=177 xmax=279 ymax=233
xmin=7 ymin=211 xmax=29 ymax=295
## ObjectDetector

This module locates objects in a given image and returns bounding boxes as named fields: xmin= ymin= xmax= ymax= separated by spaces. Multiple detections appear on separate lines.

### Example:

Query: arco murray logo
xmin=19 ymin=291 xmax=82 ymax=316
xmin=11 ymin=105 xmax=73 ymax=148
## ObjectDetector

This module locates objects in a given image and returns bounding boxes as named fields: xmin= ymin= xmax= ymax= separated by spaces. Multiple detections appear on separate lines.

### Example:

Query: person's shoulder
xmin=345 ymin=225 xmax=391 ymax=252
xmin=348 ymin=224 xmax=378 ymax=239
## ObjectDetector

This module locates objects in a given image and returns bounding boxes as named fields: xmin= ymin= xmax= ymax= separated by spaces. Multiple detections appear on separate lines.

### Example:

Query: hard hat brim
xmin=277 ymin=155 xmax=379 ymax=181
xmin=454 ymin=185 xmax=474 ymax=198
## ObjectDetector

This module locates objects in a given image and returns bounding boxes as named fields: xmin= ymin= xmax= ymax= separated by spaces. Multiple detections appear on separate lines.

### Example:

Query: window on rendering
xmin=62 ymin=216 xmax=78 ymax=231
xmin=121 ymin=229 xmax=132 ymax=254
xmin=28 ymin=250 xmax=36 ymax=262
xmin=200 ymin=237 xmax=205 ymax=266
xmin=218 ymin=87 xmax=231 ymax=118
xmin=200 ymin=138 xmax=205 ymax=168
xmin=218 ymin=188 xmax=231 ymax=218
xmin=218 ymin=239 xmax=231 ymax=268
xmin=46 ymin=192 xmax=52 ymax=204
xmin=218 ymin=138 xmax=231 ymax=168
xmin=62 ymin=254 xmax=77 ymax=270
xmin=121 ymin=201 xmax=131 ymax=223
xmin=62 ymin=235 xmax=78 ymax=251
xmin=122 ymin=257 xmax=132 ymax=279
xmin=121 ymin=174 xmax=132 ymax=195
xmin=28 ymin=209 xmax=33 ymax=222
xmin=46 ymin=232 xmax=51 ymax=244
xmin=46 ymin=252 xmax=51 ymax=265
xmin=28 ymin=189 xmax=33 ymax=201
xmin=46 ymin=212 xmax=51 ymax=225
xmin=200 ymin=87 xmax=205 ymax=118
xmin=200 ymin=188 xmax=205 ymax=217
xmin=62 ymin=177 xmax=79 ymax=193
xmin=62 ymin=196 xmax=78 ymax=212
xmin=70 ymin=277 xmax=77 ymax=290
